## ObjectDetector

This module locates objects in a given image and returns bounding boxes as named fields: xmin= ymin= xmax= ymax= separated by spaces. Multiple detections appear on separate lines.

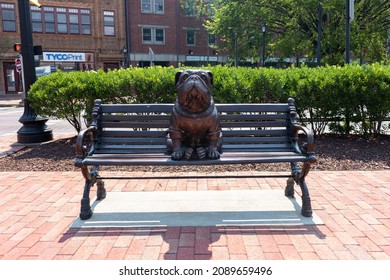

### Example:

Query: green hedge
xmin=29 ymin=64 xmax=390 ymax=135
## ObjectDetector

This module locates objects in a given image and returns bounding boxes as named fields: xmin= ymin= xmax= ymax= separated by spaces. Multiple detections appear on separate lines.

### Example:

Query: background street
xmin=0 ymin=106 xmax=76 ymax=137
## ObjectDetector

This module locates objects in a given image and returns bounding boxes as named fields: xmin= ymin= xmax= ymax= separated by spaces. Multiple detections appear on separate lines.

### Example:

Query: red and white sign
xmin=15 ymin=57 xmax=22 ymax=72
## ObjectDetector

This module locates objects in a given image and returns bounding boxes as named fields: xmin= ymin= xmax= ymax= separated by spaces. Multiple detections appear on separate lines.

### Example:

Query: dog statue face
xmin=168 ymin=69 xmax=222 ymax=160
xmin=175 ymin=69 xmax=213 ymax=114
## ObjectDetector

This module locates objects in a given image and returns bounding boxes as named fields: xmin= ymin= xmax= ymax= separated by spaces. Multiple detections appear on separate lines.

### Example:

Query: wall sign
xmin=43 ymin=52 xmax=86 ymax=62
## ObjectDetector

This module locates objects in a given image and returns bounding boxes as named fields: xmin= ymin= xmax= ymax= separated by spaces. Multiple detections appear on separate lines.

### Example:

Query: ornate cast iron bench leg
xmin=79 ymin=166 xmax=104 ymax=220
xmin=285 ymin=177 xmax=295 ymax=198
xmin=298 ymin=178 xmax=313 ymax=217
xmin=96 ymin=179 xmax=106 ymax=201
xmin=286 ymin=162 xmax=313 ymax=218
xmin=80 ymin=177 xmax=94 ymax=220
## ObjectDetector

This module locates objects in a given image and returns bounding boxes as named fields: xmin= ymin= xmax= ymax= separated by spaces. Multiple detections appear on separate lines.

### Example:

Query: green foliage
xmin=29 ymin=65 xmax=390 ymax=136
xmin=207 ymin=0 xmax=390 ymax=65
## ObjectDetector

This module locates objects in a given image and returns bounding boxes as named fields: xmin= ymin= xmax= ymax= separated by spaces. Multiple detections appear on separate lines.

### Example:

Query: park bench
xmin=75 ymin=98 xmax=316 ymax=220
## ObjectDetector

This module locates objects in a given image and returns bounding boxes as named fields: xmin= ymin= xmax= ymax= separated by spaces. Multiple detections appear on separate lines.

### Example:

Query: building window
xmin=1 ymin=3 xmax=16 ymax=32
xmin=142 ymin=27 xmax=165 ymax=44
xmin=69 ymin=9 xmax=79 ymax=34
xmin=141 ymin=0 xmax=164 ymax=14
xmin=56 ymin=8 xmax=67 ymax=33
xmin=186 ymin=30 xmax=196 ymax=46
xmin=44 ymin=7 xmax=55 ymax=33
xmin=81 ymin=10 xmax=91 ymax=35
xmin=28 ymin=6 xmax=91 ymax=35
xmin=103 ymin=11 xmax=115 ymax=36
xmin=31 ymin=7 xmax=43 ymax=32
xmin=208 ymin=34 xmax=216 ymax=46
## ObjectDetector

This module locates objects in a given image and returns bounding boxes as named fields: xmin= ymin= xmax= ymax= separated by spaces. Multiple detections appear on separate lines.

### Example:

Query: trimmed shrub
xmin=29 ymin=64 xmax=390 ymax=135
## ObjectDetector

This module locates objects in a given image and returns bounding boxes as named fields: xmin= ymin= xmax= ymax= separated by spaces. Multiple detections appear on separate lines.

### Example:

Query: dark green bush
xmin=29 ymin=64 xmax=390 ymax=135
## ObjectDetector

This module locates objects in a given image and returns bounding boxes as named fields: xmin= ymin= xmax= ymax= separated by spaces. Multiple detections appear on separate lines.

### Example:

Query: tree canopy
xmin=205 ymin=0 xmax=390 ymax=65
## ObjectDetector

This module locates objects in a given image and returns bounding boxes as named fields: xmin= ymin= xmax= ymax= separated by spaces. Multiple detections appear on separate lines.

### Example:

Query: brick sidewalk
xmin=0 ymin=170 xmax=389 ymax=260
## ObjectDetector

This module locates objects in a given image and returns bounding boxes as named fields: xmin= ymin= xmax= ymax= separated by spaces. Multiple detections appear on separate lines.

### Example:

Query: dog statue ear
xmin=175 ymin=71 xmax=183 ymax=86
xmin=207 ymin=71 xmax=213 ymax=86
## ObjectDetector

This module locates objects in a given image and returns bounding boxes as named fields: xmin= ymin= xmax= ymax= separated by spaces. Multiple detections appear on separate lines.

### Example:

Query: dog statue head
xmin=175 ymin=69 xmax=214 ymax=114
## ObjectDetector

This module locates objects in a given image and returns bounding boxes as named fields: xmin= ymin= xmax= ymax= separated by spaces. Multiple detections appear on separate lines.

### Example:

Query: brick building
xmin=0 ymin=0 xmax=226 ymax=97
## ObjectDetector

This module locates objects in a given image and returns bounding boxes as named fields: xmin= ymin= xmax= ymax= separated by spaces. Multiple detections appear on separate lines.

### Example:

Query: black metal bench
xmin=75 ymin=98 xmax=316 ymax=220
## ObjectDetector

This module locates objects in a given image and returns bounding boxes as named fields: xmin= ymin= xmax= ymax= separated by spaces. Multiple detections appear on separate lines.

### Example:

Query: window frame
xmin=69 ymin=9 xmax=80 ymax=34
xmin=1 ymin=3 xmax=16 ymax=32
xmin=186 ymin=29 xmax=196 ymax=46
xmin=80 ymin=9 xmax=91 ymax=35
xmin=31 ymin=7 xmax=43 ymax=33
xmin=141 ymin=0 xmax=164 ymax=14
xmin=208 ymin=34 xmax=216 ymax=46
xmin=44 ymin=7 xmax=55 ymax=33
xmin=103 ymin=10 xmax=115 ymax=36
xmin=28 ymin=5 xmax=91 ymax=35
xmin=142 ymin=27 xmax=165 ymax=45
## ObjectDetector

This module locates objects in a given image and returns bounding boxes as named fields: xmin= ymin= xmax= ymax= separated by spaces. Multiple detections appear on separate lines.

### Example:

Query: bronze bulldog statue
xmin=167 ymin=69 xmax=222 ymax=160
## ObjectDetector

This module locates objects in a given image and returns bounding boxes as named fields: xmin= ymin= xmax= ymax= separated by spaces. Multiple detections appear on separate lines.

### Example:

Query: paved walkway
xmin=0 ymin=170 xmax=389 ymax=260
xmin=1 ymin=97 xmax=389 ymax=260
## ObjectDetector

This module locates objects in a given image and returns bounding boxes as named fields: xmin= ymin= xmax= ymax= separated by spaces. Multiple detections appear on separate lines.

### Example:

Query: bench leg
xmin=285 ymin=177 xmax=295 ymax=198
xmin=288 ymin=162 xmax=313 ymax=217
xmin=80 ymin=179 xmax=93 ymax=220
xmin=96 ymin=179 xmax=106 ymax=200
xmin=297 ymin=179 xmax=313 ymax=217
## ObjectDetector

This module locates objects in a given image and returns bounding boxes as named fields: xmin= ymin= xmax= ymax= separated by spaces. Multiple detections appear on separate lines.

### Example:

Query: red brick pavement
xmin=0 ymin=170 xmax=390 ymax=260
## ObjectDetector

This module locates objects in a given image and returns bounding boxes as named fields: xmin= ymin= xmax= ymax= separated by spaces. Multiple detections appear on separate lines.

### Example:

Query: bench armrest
xmin=291 ymin=124 xmax=317 ymax=163
xmin=74 ymin=126 xmax=98 ymax=167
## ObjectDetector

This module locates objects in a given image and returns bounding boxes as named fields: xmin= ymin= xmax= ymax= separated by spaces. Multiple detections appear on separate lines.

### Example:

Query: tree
xmin=206 ymin=0 xmax=390 ymax=65
xmin=353 ymin=0 xmax=390 ymax=64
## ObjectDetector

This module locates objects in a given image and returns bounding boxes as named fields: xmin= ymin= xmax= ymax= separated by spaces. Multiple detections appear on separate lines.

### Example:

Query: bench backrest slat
xmin=100 ymin=104 xmax=173 ymax=113
xmin=94 ymin=102 xmax=295 ymax=155
xmin=100 ymin=130 xmax=167 ymax=138
xmin=101 ymin=121 xmax=170 ymax=129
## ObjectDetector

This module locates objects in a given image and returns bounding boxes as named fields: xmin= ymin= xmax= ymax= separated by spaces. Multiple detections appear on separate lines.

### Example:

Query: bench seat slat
xmin=96 ymin=144 xmax=167 ymax=150
xmin=98 ymin=137 xmax=290 ymax=145
xmin=222 ymin=129 xmax=289 ymax=137
xmin=99 ymin=137 xmax=167 ymax=144
xmin=100 ymin=130 xmax=167 ymax=137
xmin=81 ymin=151 xmax=305 ymax=166
xmin=223 ymin=136 xmax=290 ymax=143
xmin=223 ymin=143 xmax=293 ymax=150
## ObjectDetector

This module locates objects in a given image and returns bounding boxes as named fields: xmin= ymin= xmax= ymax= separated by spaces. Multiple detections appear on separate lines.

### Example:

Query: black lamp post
xmin=17 ymin=0 xmax=53 ymax=143
xmin=261 ymin=23 xmax=267 ymax=67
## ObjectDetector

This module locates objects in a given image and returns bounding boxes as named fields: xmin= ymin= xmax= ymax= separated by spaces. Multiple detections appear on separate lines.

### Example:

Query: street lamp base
xmin=17 ymin=118 xmax=53 ymax=144
xmin=17 ymin=98 xmax=53 ymax=144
